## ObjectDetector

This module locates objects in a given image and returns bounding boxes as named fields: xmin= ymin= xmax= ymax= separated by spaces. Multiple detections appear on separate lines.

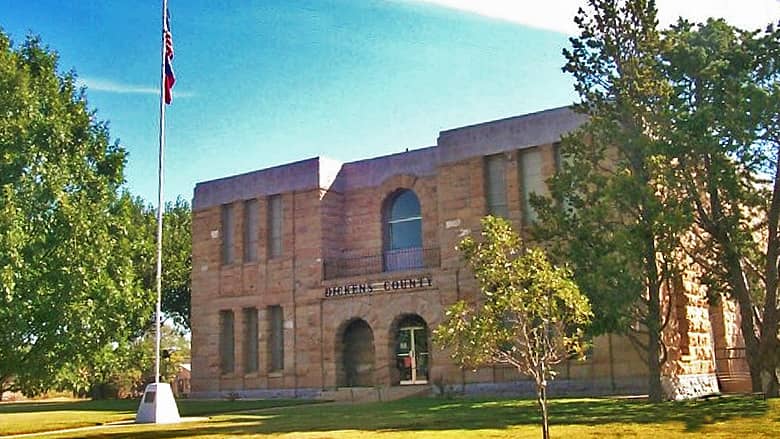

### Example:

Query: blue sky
xmin=2 ymin=0 xmax=778 ymax=204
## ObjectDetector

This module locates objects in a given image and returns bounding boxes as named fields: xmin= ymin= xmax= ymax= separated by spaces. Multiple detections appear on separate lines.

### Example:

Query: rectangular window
xmin=221 ymin=204 xmax=234 ymax=265
xmin=520 ymin=148 xmax=544 ymax=224
xmin=268 ymin=305 xmax=284 ymax=372
xmin=243 ymin=307 xmax=258 ymax=373
xmin=484 ymin=154 xmax=508 ymax=218
xmin=243 ymin=199 xmax=259 ymax=262
xmin=219 ymin=310 xmax=235 ymax=374
xmin=268 ymin=195 xmax=283 ymax=258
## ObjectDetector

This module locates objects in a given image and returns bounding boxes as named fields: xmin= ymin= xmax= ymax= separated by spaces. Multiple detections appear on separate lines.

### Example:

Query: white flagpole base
xmin=135 ymin=382 xmax=181 ymax=424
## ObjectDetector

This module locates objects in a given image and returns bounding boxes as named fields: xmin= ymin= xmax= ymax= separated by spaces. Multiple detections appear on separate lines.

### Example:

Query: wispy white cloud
xmin=409 ymin=0 xmax=580 ymax=34
xmin=77 ymin=77 xmax=193 ymax=98
xmin=411 ymin=0 xmax=780 ymax=34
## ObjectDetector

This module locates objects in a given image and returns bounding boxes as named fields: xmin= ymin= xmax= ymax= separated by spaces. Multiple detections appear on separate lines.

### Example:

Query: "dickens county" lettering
xmin=324 ymin=276 xmax=433 ymax=298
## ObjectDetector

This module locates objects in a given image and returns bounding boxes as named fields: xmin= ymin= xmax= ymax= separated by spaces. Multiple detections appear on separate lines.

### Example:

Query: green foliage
xmin=161 ymin=197 xmax=192 ymax=330
xmin=542 ymin=2 xmax=780 ymax=398
xmin=109 ymin=194 xmax=192 ymax=331
xmin=435 ymin=216 xmax=592 ymax=438
xmin=55 ymin=324 xmax=190 ymax=399
xmin=0 ymin=31 xmax=155 ymax=397
xmin=436 ymin=217 xmax=592 ymax=372
xmin=46 ymin=191 xmax=192 ymax=398
xmin=660 ymin=18 xmax=780 ymax=394
xmin=537 ymin=0 xmax=691 ymax=402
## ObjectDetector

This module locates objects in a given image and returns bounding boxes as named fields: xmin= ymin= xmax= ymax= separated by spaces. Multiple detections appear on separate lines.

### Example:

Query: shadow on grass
xmin=0 ymin=399 xmax=311 ymax=416
xmin=0 ymin=400 xmax=137 ymax=414
xmin=54 ymin=395 xmax=771 ymax=438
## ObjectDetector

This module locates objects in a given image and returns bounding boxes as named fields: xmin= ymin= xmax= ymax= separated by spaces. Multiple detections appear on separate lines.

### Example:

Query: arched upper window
xmin=383 ymin=189 xmax=423 ymax=272
xmin=385 ymin=189 xmax=422 ymax=250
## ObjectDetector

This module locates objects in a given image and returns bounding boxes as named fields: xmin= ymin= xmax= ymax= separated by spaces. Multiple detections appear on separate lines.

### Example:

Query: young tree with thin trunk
xmin=435 ymin=216 xmax=592 ymax=439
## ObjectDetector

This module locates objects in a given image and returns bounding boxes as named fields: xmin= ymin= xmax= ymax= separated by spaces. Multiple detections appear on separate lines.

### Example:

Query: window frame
xmin=484 ymin=153 xmax=509 ymax=218
xmin=219 ymin=310 xmax=235 ymax=374
xmin=519 ymin=147 xmax=543 ymax=225
xmin=383 ymin=189 xmax=423 ymax=251
xmin=243 ymin=307 xmax=258 ymax=374
xmin=221 ymin=203 xmax=235 ymax=265
xmin=267 ymin=194 xmax=283 ymax=259
xmin=268 ymin=305 xmax=284 ymax=372
xmin=243 ymin=199 xmax=259 ymax=263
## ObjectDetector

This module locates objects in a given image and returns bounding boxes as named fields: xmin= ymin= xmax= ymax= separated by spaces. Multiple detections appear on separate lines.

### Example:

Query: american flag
xmin=164 ymin=7 xmax=175 ymax=104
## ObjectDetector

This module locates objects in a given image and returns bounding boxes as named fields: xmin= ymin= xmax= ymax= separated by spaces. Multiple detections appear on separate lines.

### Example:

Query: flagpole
xmin=136 ymin=2 xmax=179 ymax=422
xmin=154 ymin=0 xmax=169 ymax=385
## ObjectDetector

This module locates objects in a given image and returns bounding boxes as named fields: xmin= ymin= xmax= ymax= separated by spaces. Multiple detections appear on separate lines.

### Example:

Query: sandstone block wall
xmin=191 ymin=106 xmax=746 ymax=399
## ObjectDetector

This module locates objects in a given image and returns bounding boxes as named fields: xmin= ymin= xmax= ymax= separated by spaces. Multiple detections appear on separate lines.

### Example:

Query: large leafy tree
xmin=542 ymin=2 xmax=780 ymax=400
xmin=113 ymin=194 xmax=192 ymax=331
xmin=435 ymin=216 xmax=592 ymax=439
xmin=56 ymin=323 xmax=191 ymax=399
xmin=52 ymin=196 xmax=192 ymax=397
xmin=662 ymin=19 xmax=780 ymax=395
xmin=0 ymin=32 xmax=155 ymax=398
xmin=536 ymin=0 xmax=684 ymax=402
xmin=161 ymin=197 xmax=192 ymax=331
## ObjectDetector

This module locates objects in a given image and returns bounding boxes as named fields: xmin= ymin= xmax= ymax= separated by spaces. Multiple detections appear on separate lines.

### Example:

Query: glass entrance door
xmin=396 ymin=326 xmax=428 ymax=384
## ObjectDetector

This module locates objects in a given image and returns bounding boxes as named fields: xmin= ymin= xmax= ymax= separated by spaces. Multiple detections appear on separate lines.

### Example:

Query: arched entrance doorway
xmin=338 ymin=319 xmax=375 ymax=387
xmin=391 ymin=314 xmax=429 ymax=385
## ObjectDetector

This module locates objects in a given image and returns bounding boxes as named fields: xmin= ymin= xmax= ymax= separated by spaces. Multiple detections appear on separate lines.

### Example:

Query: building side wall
xmin=192 ymin=189 xmax=326 ymax=394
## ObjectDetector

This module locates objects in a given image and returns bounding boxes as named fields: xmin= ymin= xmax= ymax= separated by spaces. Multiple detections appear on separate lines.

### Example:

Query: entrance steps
xmin=319 ymin=384 xmax=431 ymax=403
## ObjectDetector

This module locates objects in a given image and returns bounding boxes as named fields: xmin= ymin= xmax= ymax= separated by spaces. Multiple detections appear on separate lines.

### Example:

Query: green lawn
xmin=1 ymin=395 xmax=777 ymax=438
xmin=0 ymin=398 xmax=313 ymax=436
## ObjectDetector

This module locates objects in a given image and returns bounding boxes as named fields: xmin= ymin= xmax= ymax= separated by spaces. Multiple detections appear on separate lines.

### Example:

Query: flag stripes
xmin=164 ymin=7 xmax=175 ymax=104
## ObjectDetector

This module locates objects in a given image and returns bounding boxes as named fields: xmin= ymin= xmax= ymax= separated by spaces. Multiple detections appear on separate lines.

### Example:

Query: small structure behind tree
xmin=435 ymin=216 xmax=592 ymax=439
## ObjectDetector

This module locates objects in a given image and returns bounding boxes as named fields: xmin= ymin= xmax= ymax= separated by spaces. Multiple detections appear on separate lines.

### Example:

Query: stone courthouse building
xmin=191 ymin=106 xmax=749 ymax=400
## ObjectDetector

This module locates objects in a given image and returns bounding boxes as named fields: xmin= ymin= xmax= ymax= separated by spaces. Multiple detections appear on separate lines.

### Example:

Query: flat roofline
xmin=342 ymin=144 xmax=437 ymax=167
xmin=438 ymin=105 xmax=575 ymax=136
xmin=193 ymin=105 xmax=582 ymax=198
xmin=194 ymin=156 xmax=330 ymax=189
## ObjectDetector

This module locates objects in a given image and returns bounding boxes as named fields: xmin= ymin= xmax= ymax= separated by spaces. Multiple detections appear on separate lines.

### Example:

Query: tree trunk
xmin=759 ymin=145 xmax=780 ymax=398
xmin=643 ymin=221 xmax=665 ymax=402
xmin=647 ymin=285 xmax=664 ymax=402
xmin=537 ymin=380 xmax=550 ymax=439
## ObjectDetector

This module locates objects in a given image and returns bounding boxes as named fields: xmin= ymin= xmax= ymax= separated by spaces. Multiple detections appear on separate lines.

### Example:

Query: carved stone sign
xmin=324 ymin=276 xmax=433 ymax=298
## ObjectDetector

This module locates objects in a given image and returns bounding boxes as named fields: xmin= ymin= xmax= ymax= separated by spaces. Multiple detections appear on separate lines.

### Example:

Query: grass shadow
xmin=0 ymin=400 xmax=137 ymax=414
xmin=0 ymin=398 xmax=312 ymax=416
xmin=46 ymin=395 xmax=771 ymax=438
xmin=547 ymin=395 xmax=768 ymax=432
